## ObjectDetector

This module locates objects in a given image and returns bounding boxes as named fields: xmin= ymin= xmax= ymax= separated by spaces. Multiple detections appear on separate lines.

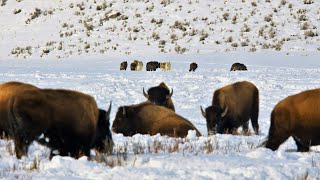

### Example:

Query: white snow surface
xmin=1 ymin=53 xmax=320 ymax=179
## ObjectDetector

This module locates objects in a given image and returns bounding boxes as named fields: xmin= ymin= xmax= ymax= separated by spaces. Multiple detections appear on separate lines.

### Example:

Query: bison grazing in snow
xmin=201 ymin=81 xmax=259 ymax=135
xmin=262 ymin=89 xmax=320 ymax=152
xmin=146 ymin=61 xmax=160 ymax=71
xmin=0 ymin=81 xmax=39 ymax=138
xmin=189 ymin=62 xmax=198 ymax=72
xmin=230 ymin=62 xmax=247 ymax=71
xmin=112 ymin=102 xmax=201 ymax=137
xmin=8 ymin=88 xmax=113 ymax=159
xmin=143 ymin=82 xmax=175 ymax=111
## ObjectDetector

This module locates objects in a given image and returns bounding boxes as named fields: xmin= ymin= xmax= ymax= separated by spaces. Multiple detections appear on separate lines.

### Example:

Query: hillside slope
xmin=0 ymin=0 xmax=319 ymax=59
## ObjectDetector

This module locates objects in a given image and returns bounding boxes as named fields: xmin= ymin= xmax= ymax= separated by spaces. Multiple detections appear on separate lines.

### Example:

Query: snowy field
xmin=0 ymin=53 xmax=320 ymax=179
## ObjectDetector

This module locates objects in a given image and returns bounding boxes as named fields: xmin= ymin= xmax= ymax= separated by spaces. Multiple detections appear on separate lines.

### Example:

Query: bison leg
xmin=251 ymin=118 xmax=259 ymax=135
xmin=242 ymin=122 xmax=250 ymax=135
xmin=293 ymin=137 xmax=310 ymax=152
xmin=14 ymin=136 xmax=29 ymax=159
xmin=251 ymin=90 xmax=259 ymax=135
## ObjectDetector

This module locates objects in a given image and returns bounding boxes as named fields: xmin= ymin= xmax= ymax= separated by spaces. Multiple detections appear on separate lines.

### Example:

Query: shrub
xmin=304 ymin=30 xmax=317 ymax=37
xmin=300 ymin=22 xmax=309 ymax=30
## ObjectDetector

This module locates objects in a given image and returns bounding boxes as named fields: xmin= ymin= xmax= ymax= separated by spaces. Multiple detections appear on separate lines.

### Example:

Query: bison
xmin=160 ymin=62 xmax=171 ymax=71
xmin=130 ymin=62 xmax=137 ymax=71
xmin=120 ymin=61 xmax=128 ymax=70
xmin=230 ymin=62 xmax=247 ymax=71
xmin=262 ymin=89 xmax=320 ymax=152
xmin=0 ymin=81 xmax=39 ymax=138
xmin=201 ymin=81 xmax=259 ymax=135
xmin=112 ymin=102 xmax=201 ymax=137
xmin=146 ymin=61 xmax=160 ymax=71
xmin=189 ymin=62 xmax=198 ymax=72
xmin=131 ymin=60 xmax=143 ymax=71
xmin=8 ymin=89 xmax=113 ymax=159
xmin=143 ymin=82 xmax=175 ymax=111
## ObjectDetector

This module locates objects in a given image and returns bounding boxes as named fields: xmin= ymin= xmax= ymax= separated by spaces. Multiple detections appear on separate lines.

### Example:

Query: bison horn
xmin=200 ymin=106 xmax=206 ymax=118
xmin=143 ymin=88 xmax=149 ymax=99
xmin=221 ymin=106 xmax=228 ymax=118
xmin=107 ymin=101 xmax=112 ymax=117
xmin=166 ymin=88 xmax=173 ymax=99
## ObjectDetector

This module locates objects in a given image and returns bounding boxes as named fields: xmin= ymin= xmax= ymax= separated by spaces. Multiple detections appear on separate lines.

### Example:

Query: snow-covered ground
xmin=1 ymin=53 xmax=320 ymax=179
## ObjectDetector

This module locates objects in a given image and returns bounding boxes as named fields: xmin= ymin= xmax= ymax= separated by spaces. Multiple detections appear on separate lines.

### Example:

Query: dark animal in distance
xmin=146 ymin=61 xmax=160 ymax=71
xmin=0 ymin=81 xmax=39 ymax=138
xmin=201 ymin=81 xmax=259 ymax=135
xmin=120 ymin=61 xmax=128 ymax=70
xmin=8 ymin=88 xmax=113 ymax=159
xmin=143 ymin=82 xmax=175 ymax=111
xmin=189 ymin=62 xmax=198 ymax=72
xmin=131 ymin=60 xmax=143 ymax=71
xmin=262 ymin=89 xmax=320 ymax=152
xmin=230 ymin=63 xmax=247 ymax=71
xmin=130 ymin=62 xmax=137 ymax=71
xmin=112 ymin=102 xmax=201 ymax=137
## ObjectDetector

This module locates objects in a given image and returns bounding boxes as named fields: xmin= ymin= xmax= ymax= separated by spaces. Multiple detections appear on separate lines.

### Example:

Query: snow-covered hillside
xmin=0 ymin=0 xmax=319 ymax=59
xmin=1 ymin=0 xmax=320 ymax=179
xmin=1 ymin=55 xmax=320 ymax=179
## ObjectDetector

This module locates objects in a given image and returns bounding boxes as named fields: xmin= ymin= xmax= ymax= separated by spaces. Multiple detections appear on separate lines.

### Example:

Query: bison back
xmin=137 ymin=104 xmax=200 ymax=137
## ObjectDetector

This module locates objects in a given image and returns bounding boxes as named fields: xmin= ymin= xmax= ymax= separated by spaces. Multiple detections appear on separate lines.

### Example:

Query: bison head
xmin=201 ymin=105 xmax=228 ymax=135
xmin=94 ymin=102 xmax=113 ymax=154
xmin=112 ymin=106 xmax=135 ymax=136
xmin=143 ymin=86 xmax=173 ymax=106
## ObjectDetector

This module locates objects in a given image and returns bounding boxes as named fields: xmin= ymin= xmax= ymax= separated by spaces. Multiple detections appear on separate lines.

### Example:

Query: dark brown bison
xmin=112 ymin=102 xmax=201 ymax=137
xmin=120 ymin=61 xmax=128 ymax=70
xmin=230 ymin=62 xmax=247 ymax=71
xmin=201 ymin=81 xmax=259 ymax=135
xmin=189 ymin=62 xmax=198 ymax=72
xmin=130 ymin=62 xmax=137 ymax=71
xmin=8 ymin=89 xmax=113 ymax=159
xmin=143 ymin=82 xmax=175 ymax=111
xmin=146 ymin=61 xmax=160 ymax=71
xmin=262 ymin=89 xmax=320 ymax=152
xmin=130 ymin=60 xmax=143 ymax=71
xmin=0 ymin=81 xmax=39 ymax=138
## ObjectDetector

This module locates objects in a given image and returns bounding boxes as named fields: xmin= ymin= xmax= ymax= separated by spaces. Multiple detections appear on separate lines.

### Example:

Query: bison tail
xmin=8 ymin=96 xmax=19 ymax=133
